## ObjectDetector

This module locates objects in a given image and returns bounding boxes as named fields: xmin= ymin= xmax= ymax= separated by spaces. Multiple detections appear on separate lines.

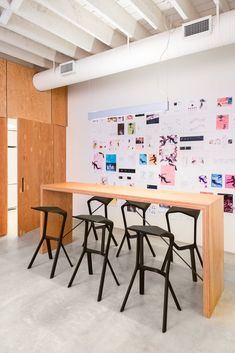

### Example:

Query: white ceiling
xmin=0 ymin=0 xmax=235 ymax=69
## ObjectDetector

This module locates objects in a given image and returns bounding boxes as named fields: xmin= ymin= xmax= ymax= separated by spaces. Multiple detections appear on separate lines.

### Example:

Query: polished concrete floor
xmin=1 ymin=224 xmax=235 ymax=353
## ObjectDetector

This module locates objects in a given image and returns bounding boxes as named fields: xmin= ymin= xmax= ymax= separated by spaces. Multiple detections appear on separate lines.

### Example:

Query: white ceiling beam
xmin=3 ymin=0 xmax=108 ymax=53
xmin=169 ymin=0 xmax=199 ymax=20
xmin=85 ymin=0 xmax=149 ymax=39
xmin=0 ymin=40 xmax=53 ymax=68
xmin=213 ymin=0 xmax=230 ymax=12
xmin=0 ymin=0 xmax=10 ymax=7
xmin=6 ymin=15 xmax=89 ymax=59
xmin=0 ymin=26 xmax=71 ymax=63
xmin=0 ymin=0 xmax=24 ymax=24
xmin=33 ymin=0 xmax=126 ymax=48
xmin=128 ymin=0 xmax=167 ymax=32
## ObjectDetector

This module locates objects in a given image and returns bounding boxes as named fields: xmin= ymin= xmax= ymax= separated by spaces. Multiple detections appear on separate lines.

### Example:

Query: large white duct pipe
xmin=33 ymin=9 xmax=235 ymax=91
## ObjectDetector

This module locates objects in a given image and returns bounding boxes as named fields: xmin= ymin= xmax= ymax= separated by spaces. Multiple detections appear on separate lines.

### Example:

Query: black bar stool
xmin=27 ymin=206 xmax=73 ymax=279
xmin=68 ymin=214 xmax=120 ymax=301
xmin=165 ymin=206 xmax=203 ymax=282
xmin=87 ymin=196 xmax=118 ymax=246
xmin=120 ymin=224 xmax=181 ymax=333
xmin=116 ymin=201 xmax=156 ymax=258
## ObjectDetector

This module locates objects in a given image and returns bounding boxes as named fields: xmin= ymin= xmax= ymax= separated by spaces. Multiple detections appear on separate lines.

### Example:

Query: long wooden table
xmin=41 ymin=182 xmax=224 ymax=318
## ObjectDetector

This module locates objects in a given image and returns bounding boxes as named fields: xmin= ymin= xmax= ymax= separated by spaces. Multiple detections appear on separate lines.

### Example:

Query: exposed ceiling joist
xmin=85 ymin=0 xmax=149 ymax=39
xmin=0 ymin=40 xmax=53 ymax=68
xmin=6 ymin=15 xmax=89 ymax=59
xmin=4 ymin=0 xmax=109 ymax=53
xmin=33 ymin=0 xmax=126 ymax=48
xmin=213 ymin=0 xmax=230 ymax=12
xmin=0 ymin=0 xmax=24 ymax=25
xmin=128 ymin=0 xmax=167 ymax=31
xmin=168 ymin=0 xmax=199 ymax=20
xmin=0 ymin=26 xmax=71 ymax=63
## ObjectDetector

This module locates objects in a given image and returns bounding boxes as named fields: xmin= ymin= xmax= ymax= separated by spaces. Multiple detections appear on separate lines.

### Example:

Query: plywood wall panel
xmin=18 ymin=119 xmax=54 ymax=235
xmin=53 ymin=125 xmax=66 ymax=182
xmin=51 ymin=87 xmax=67 ymax=126
xmin=7 ymin=62 xmax=51 ymax=123
xmin=0 ymin=60 xmax=6 ymax=117
xmin=0 ymin=117 xmax=7 ymax=236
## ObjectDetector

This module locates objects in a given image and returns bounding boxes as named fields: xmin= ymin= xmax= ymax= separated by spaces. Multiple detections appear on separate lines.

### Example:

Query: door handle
xmin=22 ymin=177 xmax=25 ymax=192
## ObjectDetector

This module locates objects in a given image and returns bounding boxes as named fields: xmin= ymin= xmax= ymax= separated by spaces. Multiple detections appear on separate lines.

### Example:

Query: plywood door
xmin=0 ymin=118 xmax=7 ymax=236
xmin=18 ymin=119 xmax=54 ymax=235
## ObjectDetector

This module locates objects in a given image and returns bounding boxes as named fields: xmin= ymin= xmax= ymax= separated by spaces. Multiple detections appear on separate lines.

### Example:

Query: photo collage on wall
xmin=90 ymin=96 xmax=235 ymax=214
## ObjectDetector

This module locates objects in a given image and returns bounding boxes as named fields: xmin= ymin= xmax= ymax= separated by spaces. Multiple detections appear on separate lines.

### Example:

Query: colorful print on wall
xmin=218 ymin=193 xmax=233 ymax=213
xmin=90 ymin=95 xmax=235 ymax=214
xmin=217 ymin=97 xmax=232 ymax=107
xmin=92 ymin=152 xmax=104 ymax=170
xmin=211 ymin=173 xmax=223 ymax=188
xmin=225 ymin=175 xmax=235 ymax=188
xmin=106 ymin=154 xmax=117 ymax=172
xmin=216 ymin=114 xmax=229 ymax=130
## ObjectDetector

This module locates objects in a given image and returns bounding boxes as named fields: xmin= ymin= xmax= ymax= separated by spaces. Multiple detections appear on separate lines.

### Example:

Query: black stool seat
xmin=166 ymin=206 xmax=202 ymax=282
xmin=116 ymin=200 xmax=156 ymax=258
xmin=32 ymin=206 xmax=67 ymax=216
xmin=128 ymin=225 xmax=173 ymax=239
xmin=120 ymin=224 xmax=181 ymax=333
xmin=166 ymin=206 xmax=200 ymax=219
xmin=73 ymin=214 xmax=113 ymax=226
xmin=123 ymin=201 xmax=150 ymax=212
xmin=68 ymin=214 xmax=119 ymax=301
xmin=28 ymin=206 xmax=73 ymax=279
xmin=88 ymin=196 xmax=113 ymax=206
xmin=87 ymin=196 xmax=118 ymax=246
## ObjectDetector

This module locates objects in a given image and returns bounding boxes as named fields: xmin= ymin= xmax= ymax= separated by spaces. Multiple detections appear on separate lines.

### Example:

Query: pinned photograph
xmin=218 ymin=193 xmax=233 ymax=213
xmin=146 ymin=114 xmax=159 ymax=125
xmin=136 ymin=136 xmax=144 ymax=149
xmin=216 ymin=114 xmax=229 ymax=129
xmin=225 ymin=174 xmax=235 ymax=188
xmin=139 ymin=153 xmax=147 ymax=165
xmin=106 ymin=154 xmax=117 ymax=172
xmin=92 ymin=152 xmax=104 ymax=170
xmin=117 ymin=123 xmax=125 ymax=135
xmin=217 ymin=97 xmax=232 ymax=107
xmin=128 ymin=122 xmax=136 ymax=135
xmin=211 ymin=173 xmax=223 ymax=188
xmin=159 ymin=165 xmax=175 ymax=186
xmin=149 ymin=154 xmax=157 ymax=165
xmin=108 ymin=117 xmax=117 ymax=122
xmin=198 ymin=175 xmax=208 ymax=188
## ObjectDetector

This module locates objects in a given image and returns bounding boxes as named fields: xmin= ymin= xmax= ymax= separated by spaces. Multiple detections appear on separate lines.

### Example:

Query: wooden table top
xmin=42 ymin=182 xmax=222 ymax=209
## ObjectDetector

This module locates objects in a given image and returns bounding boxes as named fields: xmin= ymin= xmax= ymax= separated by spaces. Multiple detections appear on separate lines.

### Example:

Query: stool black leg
xmin=162 ymin=275 xmax=169 ymax=333
xmin=195 ymin=246 xmax=203 ymax=266
xmin=107 ymin=259 xmax=120 ymax=286
xmin=116 ymin=230 xmax=131 ymax=257
xmin=27 ymin=236 xmax=45 ymax=269
xmin=139 ymin=233 xmax=145 ymax=295
xmin=168 ymin=281 xmax=181 ymax=311
xmin=101 ymin=226 xmax=106 ymax=254
xmin=68 ymin=221 xmax=89 ymax=287
xmin=50 ymin=240 xmax=62 ymax=279
xmin=87 ymin=252 xmax=93 ymax=275
xmin=111 ymin=234 xmax=118 ymax=247
xmin=190 ymin=248 xmax=197 ymax=282
xmin=61 ymin=244 xmax=73 ymax=267
xmin=68 ymin=250 xmax=86 ymax=287
xmin=97 ymin=226 xmax=113 ymax=302
xmin=126 ymin=233 xmax=131 ymax=250
xmin=144 ymin=235 xmax=156 ymax=257
xmin=46 ymin=239 xmax=53 ymax=259
xmin=120 ymin=234 xmax=140 ymax=312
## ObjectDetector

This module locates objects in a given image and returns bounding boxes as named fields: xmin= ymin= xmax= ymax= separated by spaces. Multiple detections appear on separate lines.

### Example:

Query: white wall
xmin=67 ymin=44 xmax=235 ymax=253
